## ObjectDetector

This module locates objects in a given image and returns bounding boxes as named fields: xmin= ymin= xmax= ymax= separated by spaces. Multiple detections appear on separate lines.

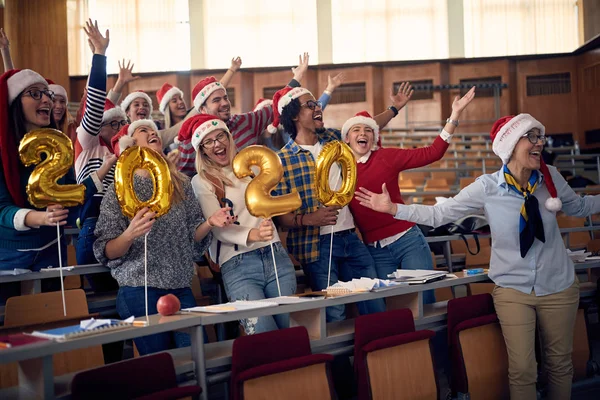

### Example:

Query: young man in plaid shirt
xmin=272 ymin=85 xmax=411 ymax=322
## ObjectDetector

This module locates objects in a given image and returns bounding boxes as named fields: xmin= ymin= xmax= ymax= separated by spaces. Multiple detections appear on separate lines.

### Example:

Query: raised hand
xmin=230 ymin=56 xmax=242 ymax=72
xmin=451 ymin=86 xmax=476 ymax=118
xmin=208 ymin=207 xmax=237 ymax=228
xmin=0 ymin=28 xmax=10 ymax=50
xmin=354 ymin=183 xmax=397 ymax=215
xmin=326 ymin=72 xmax=345 ymax=92
xmin=390 ymin=82 xmax=414 ymax=110
xmin=117 ymin=59 xmax=140 ymax=85
xmin=291 ymin=52 xmax=309 ymax=82
xmin=83 ymin=19 xmax=109 ymax=56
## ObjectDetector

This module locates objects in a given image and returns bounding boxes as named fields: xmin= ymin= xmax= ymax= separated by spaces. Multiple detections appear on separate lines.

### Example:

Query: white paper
xmin=182 ymin=300 xmax=279 ymax=314
xmin=80 ymin=318 xmax=112 ymax=330
xmin=0 ymin=268 xmax=31 ymax=276
xmin=387 ymin=270 xmax=447 ymax=279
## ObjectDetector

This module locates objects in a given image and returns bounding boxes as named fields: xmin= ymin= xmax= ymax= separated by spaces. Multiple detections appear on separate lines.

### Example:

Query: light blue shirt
xmin=393 ymin=165 xmax=600 ymax=296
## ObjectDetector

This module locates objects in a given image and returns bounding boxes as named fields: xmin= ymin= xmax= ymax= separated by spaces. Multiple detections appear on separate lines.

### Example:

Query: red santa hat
xmin=48 ymin=83 xmax=68 ymax=103
xmin=1 ymin=69 xmax=49 ymax=206
xmin=179 ymin=114 xmax=230 ymax=151
xmin=267 ymin=86 xmax=312 ymax=134
xmin=157 ymin=83 xmax=184 ymax=114
xmin=192 ymin=77 xmax=226 ymax=111
xmin=120 ymin=90 xmax=153 ymax=115
xmin=111 ymin=119 xmax=159 ymax=156
xmin=341 ymin=111 xmax=380 ymax=150
xmin=490 ymin=114 xmax=561 ymax=212
xmin=253 ymin=97 xmax=273 ymax=112
xmin=102 ymin=99 xmax=127 ymax=124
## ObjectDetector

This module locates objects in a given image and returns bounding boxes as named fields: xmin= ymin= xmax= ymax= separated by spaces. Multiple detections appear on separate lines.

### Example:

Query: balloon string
xmin=269 ymin=241 xmax=282 ymax=297
xmin=57 ymin=222 xmax=66 ymax=316
xmin=144 ymin=232 xmax=149 ymax=324
xmin=327 ymin=230 xmax=334 ymax=288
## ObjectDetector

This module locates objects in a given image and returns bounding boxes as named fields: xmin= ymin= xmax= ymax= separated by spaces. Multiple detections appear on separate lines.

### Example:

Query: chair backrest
xmin=460 ymin=177 xmax=476 ymax=189
xmin=431 ymin=171 xmax=456 ymax=185
xmin=231 ymin=326 xmax=312 ymax=379
xmin=71 ymin=352 xmax=178 ymax=400
xmin=401 ymin=171 xmax=428 ymax=186
xmin=465 ymin=246 xmax=492 ymax=268
xmin=4 ymin=289 xmax=89 ymax=327
xmin=398 ymin=178 xmax=416 ymax=192
xmin=424 ymin=178 xmax=450 ymax=190
xmin=451 ymin=237 xmax=490 ymax=257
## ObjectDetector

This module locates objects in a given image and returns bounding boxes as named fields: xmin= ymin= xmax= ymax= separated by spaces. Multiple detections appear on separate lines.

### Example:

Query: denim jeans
xmin=367 ymin=226 xmax=436 ymax=304
xmin=76 ymin=217 xmax=118 ymax=292
xmin=0 ymin=240 xmax=66 ymax=303
xmin=116 ymin=286 xmax=196 ymax=355
xmin=221 ymin=242 xmax=297 ymax=334
xmin=304 ymin=230 xmax=386 ymax=322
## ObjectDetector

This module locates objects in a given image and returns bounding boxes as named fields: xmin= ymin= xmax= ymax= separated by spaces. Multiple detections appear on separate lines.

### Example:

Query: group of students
xmin=1 ymin=19 xmax=598 ymax=399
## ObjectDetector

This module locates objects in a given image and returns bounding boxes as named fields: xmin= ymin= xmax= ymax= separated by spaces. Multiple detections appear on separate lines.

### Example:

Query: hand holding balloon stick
xmin=232 ymin=146 xmax=301 ymax=296
xmin=19 ymin=129 xmax=86 ymax=316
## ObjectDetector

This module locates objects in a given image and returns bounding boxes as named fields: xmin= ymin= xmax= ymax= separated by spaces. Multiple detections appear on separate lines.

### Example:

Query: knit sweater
xmin=191 ymin=167 xmax=281 ymax=265
xmin=348 ymin=136 xmax=449 ymax=244
xmin=93 ymin=175 xmax=211 ymax=289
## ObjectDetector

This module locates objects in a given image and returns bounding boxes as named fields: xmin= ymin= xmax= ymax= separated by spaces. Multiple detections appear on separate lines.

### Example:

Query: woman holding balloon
xmin=186 ymin=114 xmax=297 ymax=335
xmin=93 ymin=119 xmax=233 ymax=354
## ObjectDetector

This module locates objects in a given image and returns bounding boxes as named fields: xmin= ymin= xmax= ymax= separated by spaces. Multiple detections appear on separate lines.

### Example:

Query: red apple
xmin=157 ymin=294 xmax=181 ymax=316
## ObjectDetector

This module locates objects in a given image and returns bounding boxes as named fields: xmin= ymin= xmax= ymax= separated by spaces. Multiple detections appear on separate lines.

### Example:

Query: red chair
xmin=354 ymin=308 xmax=437 ymax=400
xmin=230 ymin=326 xmax=335 ymax=400
xmin=447 ymin=293 xmax=509 ymax=399
xmin=70 ymin=352 xmax=201 ymax=400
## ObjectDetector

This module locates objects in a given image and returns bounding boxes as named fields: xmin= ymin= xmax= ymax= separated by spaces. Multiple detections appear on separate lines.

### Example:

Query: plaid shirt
xmin=274 ymin=128 xmax=341 ymax=265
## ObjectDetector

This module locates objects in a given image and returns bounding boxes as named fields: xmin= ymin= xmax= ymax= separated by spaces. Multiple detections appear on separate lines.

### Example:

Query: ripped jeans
xmin=220 ymin=242 xmax=297 ymax=335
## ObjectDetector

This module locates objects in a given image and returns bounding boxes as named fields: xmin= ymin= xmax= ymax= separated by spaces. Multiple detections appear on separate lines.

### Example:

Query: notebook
xmin=183 ymin=300 xmax=279 ymax=314
xmin=30 ymin=320 xmax=133 ymax=342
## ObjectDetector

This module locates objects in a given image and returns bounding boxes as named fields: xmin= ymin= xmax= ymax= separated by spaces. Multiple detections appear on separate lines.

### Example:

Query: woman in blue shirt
xmin=355 ymin=113 xmax=600 ymax=400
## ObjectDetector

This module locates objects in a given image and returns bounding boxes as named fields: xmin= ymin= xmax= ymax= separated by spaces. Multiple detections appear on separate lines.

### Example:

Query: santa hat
xmin=490 ymin=114 xmax=561 ymax=212
xmin=102 ymin=99 xmax=127 ymax=123
xmin=341 ymin=111 xmax=380 ymax=150
xmin=48 ymin=83 xmax=68 ymax=103
xmin=253 ymin=97 xmax=273 ymax=112
xmin=120 ymin=90 xmax=153 ymax=116
xmin=179 ymin=114 xmax=230 ymax=151
xmin=192 ymin=77 xmax=226 ymax=111
xmin=157 ymin=83 xmax=184 ymax=114
xmin=111 ymin=119 xmax=159 ymax=156
xmin=267 ymin=86 xmax=312 ymax=134
xmin=0 ymin=69 xmax=49 ymax=206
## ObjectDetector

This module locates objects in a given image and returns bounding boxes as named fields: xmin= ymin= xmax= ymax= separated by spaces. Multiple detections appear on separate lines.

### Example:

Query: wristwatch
xmin=446 ymin=118 xmax=459 ymax=127
xmin=388 ymin=105 xmax=399 ymax=117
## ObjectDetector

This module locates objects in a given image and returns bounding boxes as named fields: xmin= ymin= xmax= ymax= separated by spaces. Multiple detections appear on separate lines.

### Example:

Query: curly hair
xmin=279 ymin=98 xmax=301 ymax=141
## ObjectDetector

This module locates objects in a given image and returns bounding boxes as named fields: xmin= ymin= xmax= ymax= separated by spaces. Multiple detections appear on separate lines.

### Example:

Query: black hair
xmin=279 ymin=98 xmax=301 ymax=141
xmin=9 ymin=92 xmax=58 ymax=144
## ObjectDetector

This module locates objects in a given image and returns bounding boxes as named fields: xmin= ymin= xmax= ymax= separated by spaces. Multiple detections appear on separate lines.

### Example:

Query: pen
xmin=0 ymin=342 xmax=12 ymax=349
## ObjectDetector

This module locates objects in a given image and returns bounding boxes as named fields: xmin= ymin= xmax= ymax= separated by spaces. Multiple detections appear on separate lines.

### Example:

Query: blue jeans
xmin=221 ymin=242 xmax=297 ymax=334
xmin=304 ymin=230 xmax=386 ymax=322
xmin=76 ymin=217 xmax=118 ymax=292
xmin=368 ymin=226 xmax=436 ymax=304
xmin=116 ymin=286 xmax=196 ymax=355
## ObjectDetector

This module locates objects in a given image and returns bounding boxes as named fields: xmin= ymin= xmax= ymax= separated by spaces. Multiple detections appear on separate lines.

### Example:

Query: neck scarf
xmin=503 ymin=165 xmax=545 ymax=258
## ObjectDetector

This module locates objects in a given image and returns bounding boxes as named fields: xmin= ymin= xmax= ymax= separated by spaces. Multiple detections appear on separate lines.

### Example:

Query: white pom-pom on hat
xmin=545 ymin=197 xmax=562 ymax=212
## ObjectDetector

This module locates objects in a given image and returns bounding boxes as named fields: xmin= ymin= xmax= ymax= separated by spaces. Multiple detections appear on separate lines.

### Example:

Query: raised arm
xmin=373 ymin=82 xmax=414 ymax=129
xmin=550 ymin=166 xmax=600 ymax=217
xmin=107 ymin=59 xmax=139 ymax=105
xmin=0 ymin=28 xmax=15 ymax=71
xmin=318 ymin=72 xmax=345 ymax=110
xmin=220 ymin=57 xmax=242 ymax=87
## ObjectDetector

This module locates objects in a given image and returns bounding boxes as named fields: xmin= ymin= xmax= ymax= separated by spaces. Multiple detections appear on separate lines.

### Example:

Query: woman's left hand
xmin=354 ymin=183 xmax=397 ymax=215
xmin=208 ymin=207 xmax=237 ymax=228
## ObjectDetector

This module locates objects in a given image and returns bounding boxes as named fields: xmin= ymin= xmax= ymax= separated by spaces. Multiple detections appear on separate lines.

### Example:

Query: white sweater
xmin=191 ymin=167 xmax=280 ymax=265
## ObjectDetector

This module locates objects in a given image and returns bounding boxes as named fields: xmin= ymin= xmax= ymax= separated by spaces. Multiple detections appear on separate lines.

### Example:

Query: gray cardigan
xmin=94 ymin=175 xmax=211 ymax=289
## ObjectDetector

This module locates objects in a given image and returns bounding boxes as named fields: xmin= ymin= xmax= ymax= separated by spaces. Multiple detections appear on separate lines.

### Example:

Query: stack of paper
xmin=566 ymin=249 xmax=591 ymax=263
xmin=182 ymin=300 xmax=279 ymax=314
xmin=387 ymin=269 xmax=447 ymax=284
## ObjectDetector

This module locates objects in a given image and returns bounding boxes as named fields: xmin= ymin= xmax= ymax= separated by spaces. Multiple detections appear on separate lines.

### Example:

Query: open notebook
xmin=30 ymin=320 xmax=134 ymax=342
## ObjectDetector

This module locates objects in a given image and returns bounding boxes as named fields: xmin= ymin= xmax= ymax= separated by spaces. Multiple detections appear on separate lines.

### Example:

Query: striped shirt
xmin=273 ymin=129 xmax=340 ymax=265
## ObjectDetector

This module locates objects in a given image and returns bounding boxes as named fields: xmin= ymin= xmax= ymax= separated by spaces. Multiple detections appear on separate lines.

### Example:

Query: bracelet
xmin=446 ymin=118 xmax=459 ymax=127
xmin=293 ymin=213 xmax=300 ymax=228
xmin=388 ymin=105 xmax=399 ymax=117
xmin=300 ymin=213 xmax=306 ymax=226
xmin=206 ymin=218 xmax=214 ymax=228
xmin=324 ymin=90 xmax=332 ymax=96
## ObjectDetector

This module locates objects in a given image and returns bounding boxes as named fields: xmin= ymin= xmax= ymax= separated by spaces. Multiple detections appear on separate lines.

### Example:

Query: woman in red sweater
xmin=345 ymin=86 xmax=476 ymax=303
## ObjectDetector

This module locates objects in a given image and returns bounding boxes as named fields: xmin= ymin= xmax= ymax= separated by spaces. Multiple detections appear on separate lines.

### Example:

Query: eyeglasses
xmin=101 ymin=120 xmax=128 ymax=131
xmin=300 ymin=100 xmax=323 ymax=111
xmin=201 ymin=131 xmax=229 ymax=149
xmin=25 ymin=89 xmax=55 ymax=101
xmin=522 ymin=131 xmax=547 ymax=145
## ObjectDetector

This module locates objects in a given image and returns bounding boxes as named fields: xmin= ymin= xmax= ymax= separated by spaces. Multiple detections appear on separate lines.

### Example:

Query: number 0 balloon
xmin=114 ymin=146 xmax=173 ymax=219
xmin=315 ymin=141 xmax=357 ymax=207
xmin=19 ymin=129 xmax=85 ymax=208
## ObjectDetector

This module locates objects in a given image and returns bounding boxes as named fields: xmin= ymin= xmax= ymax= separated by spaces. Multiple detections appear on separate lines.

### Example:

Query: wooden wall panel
xmin=381 ymin=63 xmax=444 ymax=131
xmin=5 ymin=0 xmax=68 ymax=89
xmin=577 ymin=48 xmax=600 ymax=148
xmin=516 ymin=57 xmax=579 ymax=141
xmin=252 ymin=69 xmax=318 ymax=107
xmin=448 ymin=60 xmax=515 ymax=134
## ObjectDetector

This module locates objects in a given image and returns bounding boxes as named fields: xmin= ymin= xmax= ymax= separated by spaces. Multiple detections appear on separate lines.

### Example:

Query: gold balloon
xmin=232 ymin=145 xmax=301 ymax=219
xmin=114 ymin=146 xmax=173 ymax=219
xmin=19 ymin=128 xmax=85 ymax=208
xmin=315 ymin=141 xmax=357 ymax=207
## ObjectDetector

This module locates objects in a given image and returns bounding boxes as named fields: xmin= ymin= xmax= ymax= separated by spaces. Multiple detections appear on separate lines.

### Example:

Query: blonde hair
xmin=167 ymin=156 xmax=188 ymax=205
xmin=163 ymin=108 xmax=173 ymax=129
xmin=195 ymin=130 xmax=237 ymax=188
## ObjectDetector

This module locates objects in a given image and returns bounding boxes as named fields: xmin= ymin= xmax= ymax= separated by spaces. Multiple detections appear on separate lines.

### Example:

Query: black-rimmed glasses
xmin=102 ymin=120 xmax=128 ymax=131
xmin=25 ymin=89 xmax=55 ymax=101
xmin=300 ymin=100 xmax=323 ymax=111
xmin=522 ymin=130 xmax=547 ymax=145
